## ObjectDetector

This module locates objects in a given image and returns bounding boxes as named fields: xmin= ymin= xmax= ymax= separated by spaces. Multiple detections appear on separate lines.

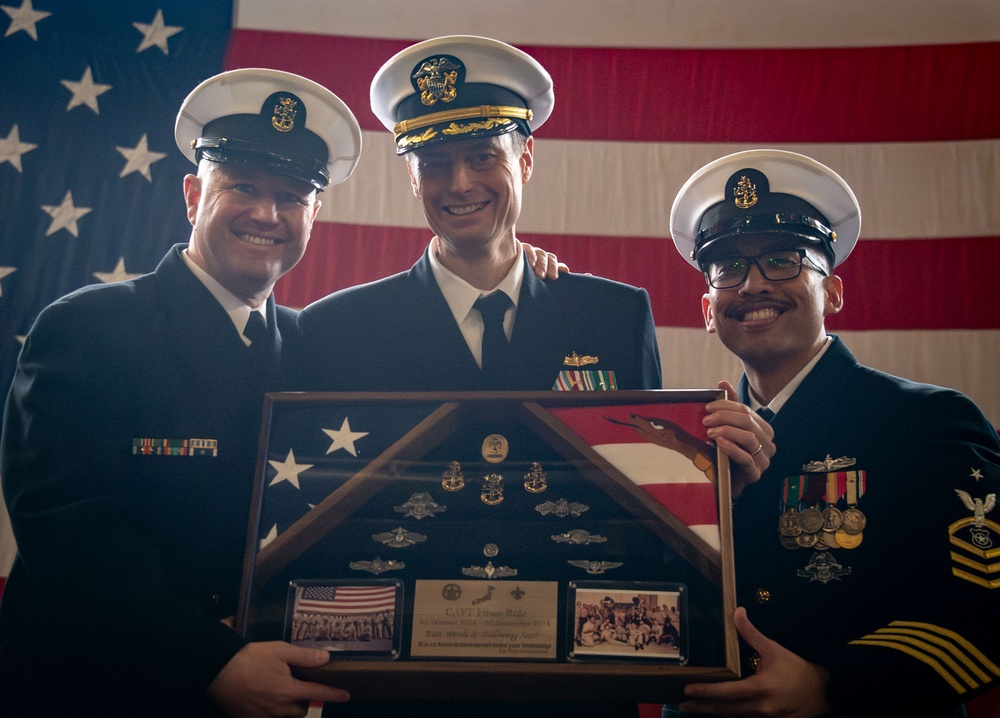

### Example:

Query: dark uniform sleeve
xmin=1 ymin=296 xmax=245 ymax=696
xmin=634 ymin=286 xmax=663 ymax=390
xmin=820 ymin=390 xmax=1000 ymax=715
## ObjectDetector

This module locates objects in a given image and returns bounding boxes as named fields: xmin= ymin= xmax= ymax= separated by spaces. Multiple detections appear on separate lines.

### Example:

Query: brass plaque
xmin=410 ymin=579 xmax=558 ymax=660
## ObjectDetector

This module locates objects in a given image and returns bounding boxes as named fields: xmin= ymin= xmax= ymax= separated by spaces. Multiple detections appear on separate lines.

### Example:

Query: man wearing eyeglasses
xmin=668 ymin=150 xmax=1000 ymax=716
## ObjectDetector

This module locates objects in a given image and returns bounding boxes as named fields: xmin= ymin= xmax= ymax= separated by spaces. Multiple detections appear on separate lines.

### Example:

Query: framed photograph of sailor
xmin=567 ymin=582 xmax=688 ymax=663
xmin=284 ymin=579 xmax=403 ymax=659
xmin=237 ymin=390 xmax=740 ymax=703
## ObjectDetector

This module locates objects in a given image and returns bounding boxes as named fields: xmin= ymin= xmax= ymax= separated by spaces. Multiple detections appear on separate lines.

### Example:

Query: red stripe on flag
xmin=642 ymin=482 xmax=720 ymax=527
xmin=546 ymin=403 xmax=720 ymax=530
xmin=278 ymin=225 xmax=1000 ymax=331
xmin=226 ymin=31 xmax=1000 ymax=142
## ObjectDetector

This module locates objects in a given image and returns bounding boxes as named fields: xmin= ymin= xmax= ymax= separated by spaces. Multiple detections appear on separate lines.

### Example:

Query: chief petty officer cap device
xmin=670 ymin=149 xmax=862 ymax=270
xmin=175 ymin=67 xmax=362 ymax=190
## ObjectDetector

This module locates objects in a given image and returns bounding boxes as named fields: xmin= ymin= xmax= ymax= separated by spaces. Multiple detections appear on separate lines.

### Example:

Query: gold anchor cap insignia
xmin=271 ymin=95 xmax=298 ymax=133
xmin=734 ymin=175 xmax=757 ymax=209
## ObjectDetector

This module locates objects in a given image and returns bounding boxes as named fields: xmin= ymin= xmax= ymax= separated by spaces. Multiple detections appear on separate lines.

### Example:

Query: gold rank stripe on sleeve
xmin=948 ymin=515 xmax=1000 ymax=588
xmin=849 ymin=621 xmax=1000 ymax=696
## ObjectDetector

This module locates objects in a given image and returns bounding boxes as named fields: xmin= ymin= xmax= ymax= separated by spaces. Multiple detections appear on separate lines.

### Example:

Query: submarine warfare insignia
xmin=372 ymin=527 xmax=427 ymax=548
xmin=523 ymin=462 xmax=548 ymax=493
xmin=536 ymin=498 xmax=589 ymax=518
xmin=564 ymin=352 xmax=599 ymax=367
xmin=349 ymin=557 xmax=406 ymax=575
xmin=552 ymin=529 xmax=607 ymax=545
xmin=802 ymin=454 xmax=857 ymax=472
xmin=441 ymin=460 xmax=466 ymax=491
xmin=462 ymin=561 xmax=518 ymax=579
xmin=394 ymin=492 xmax=446 ymax=520
xmin=568 ymin=560 xmax=623 ymax=575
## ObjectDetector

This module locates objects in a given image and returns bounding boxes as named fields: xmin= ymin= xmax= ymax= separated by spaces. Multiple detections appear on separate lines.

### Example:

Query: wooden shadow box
xmin=237 ymin=390 xmax=739 ymax=703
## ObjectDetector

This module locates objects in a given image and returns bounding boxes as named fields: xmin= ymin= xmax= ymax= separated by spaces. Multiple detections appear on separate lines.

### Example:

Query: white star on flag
xmin=61 ymin=66 xmax=112 ymax=114
xmin=0 ymin=124 xmax=37 ymax=172
xmin=0 ymin=266 xmax=15 ymax=297
xmin=116 ymin=133 xmax=167 ymax=181
xmin=93 ymin=257 xmax=141 ymax=284
xmin=259 ymin=523 xmax=278 ymax=550
xmin=323 ymin=417 xmax=368 ymax=457
xmin=2 ymin=0 xmax=50 ymax=40
xmin=267 ymin=448 xmax=314 ymax=489
xmin=132 ymin=9 xmax=182 ymax=55
xmin=42 ymin=190 xmax=91 ymax=237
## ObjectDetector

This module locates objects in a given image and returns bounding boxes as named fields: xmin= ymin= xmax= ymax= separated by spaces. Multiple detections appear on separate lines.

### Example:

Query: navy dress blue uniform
xmin=0 ymin=67 xmax=362 ymax=715
xmin=0 ymin=245 xmax=292 ymax=714
xmin=293 ymin=247 xmax=662 ymax=392
xmin=670 ymin=149 xmax=1000 ymax=716
xmin=297 ymin=35 xmax=658 ymax=718
xmin=734 ymin=336 xmax=1000 ymax=716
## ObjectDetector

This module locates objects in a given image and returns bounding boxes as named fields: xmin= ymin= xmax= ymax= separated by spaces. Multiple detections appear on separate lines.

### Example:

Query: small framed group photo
xmin=568 ymin=582 xmax=687 ymax=663
xmin=284 ymin=579 xmax=403 ymax=659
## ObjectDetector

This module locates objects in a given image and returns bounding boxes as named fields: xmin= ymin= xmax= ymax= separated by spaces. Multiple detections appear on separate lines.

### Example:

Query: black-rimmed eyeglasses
xmin=702 ymin=249 xmax=828 ymax=289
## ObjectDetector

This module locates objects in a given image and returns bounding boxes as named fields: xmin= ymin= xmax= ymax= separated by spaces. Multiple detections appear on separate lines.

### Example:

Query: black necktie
xmin=474 ymin=292 xmax=512 ymax=386
xmin=243 ymin=311 xmax=270 ymax=353
xmin=756 ymin=406 xmax=776 ymax=423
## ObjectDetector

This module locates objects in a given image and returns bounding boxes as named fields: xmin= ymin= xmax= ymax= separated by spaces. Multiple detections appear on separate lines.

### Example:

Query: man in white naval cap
xmin=292 ymin=35 xmax=774 ymax=718
xmin=670 ymin=150 xmax=1000 ymax=716
xmin=294 ymin=35 xmax=663 ymax=394
xmin=0 ymin=68 xmax=360 ymax=716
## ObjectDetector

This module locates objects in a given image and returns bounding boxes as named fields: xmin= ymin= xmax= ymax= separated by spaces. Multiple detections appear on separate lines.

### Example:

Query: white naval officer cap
xmin=174 ymin=67 xmax=362 ymax=189
xmin=370 ymin=35 xmax=554 ymax=155
xmin=670 ymin=149 xmax=862 ymax=269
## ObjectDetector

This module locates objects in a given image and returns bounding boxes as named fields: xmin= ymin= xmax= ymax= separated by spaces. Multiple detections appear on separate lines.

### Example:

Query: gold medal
xmin=797 ymin=507 xmax=824 ymax=534
xmin=839 ymin=472 xmax=867 ymax=534
xmin=780 ymin=535 xmax=801 ymax=550
xmin=779 ymin=511 xmax=802 ymax=537
xmin=835 ymin=529 xmax=863 ymax=549
xmin=482 ymin=434 xmax=509 ymax=463
xmin=821 ymin=505 xmax=843 ymax=531
xmin=796 ymin=532 xmax=819 ymax=548
xmin=840 ymin=507 xmax=867 ymax=534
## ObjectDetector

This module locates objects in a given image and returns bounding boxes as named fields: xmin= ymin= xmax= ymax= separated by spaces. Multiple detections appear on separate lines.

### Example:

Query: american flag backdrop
xmin=295 ymin=584 xmax=398 ymax=615
xmin=2 ymin=1 xmax=999 ymax=713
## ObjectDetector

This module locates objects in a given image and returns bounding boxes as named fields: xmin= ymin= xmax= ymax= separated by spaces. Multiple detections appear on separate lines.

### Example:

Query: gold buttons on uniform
xmin=748 ymin=652 xmax=761 ymax=671
xmin=755 ymin=588 xmax=771 ymax=603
